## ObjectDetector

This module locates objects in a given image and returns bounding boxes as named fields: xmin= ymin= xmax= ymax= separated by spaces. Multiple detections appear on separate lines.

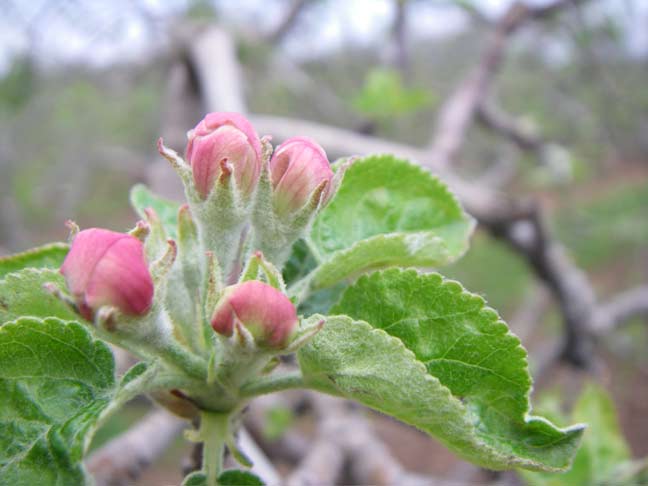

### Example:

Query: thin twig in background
xmin=87 ymin=409 xmax=186 ymax=486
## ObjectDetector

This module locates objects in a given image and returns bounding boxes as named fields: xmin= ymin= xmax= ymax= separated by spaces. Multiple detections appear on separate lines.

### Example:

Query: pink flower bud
xmin=211 ymin=281 xmax=298 ymax=348
xmin=186 ymin=112 xmax=262 ymax=199
xmin=269 ymin=136 xmax=333 ymax=215
xmin=60 ymin=228 xmax=154 ymax=320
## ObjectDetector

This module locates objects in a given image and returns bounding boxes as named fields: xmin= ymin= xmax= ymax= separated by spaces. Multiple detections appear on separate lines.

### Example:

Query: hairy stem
xmin=201 ymin=411 xmax=230 ymax=485
xmin=240 ymin=370 xmax=306 ymax=398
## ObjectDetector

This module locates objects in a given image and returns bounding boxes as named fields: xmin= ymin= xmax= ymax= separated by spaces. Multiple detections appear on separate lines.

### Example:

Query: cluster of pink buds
xmin=57 ymin=112 xmax=336 ymax=354
xmin=184 ymin=112 xmax=334 ymax=215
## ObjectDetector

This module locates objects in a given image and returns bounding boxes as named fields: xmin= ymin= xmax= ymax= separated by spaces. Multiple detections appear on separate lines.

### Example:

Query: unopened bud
xmin=269 ymin=136 xmax=333 ymax=216
xmin=186 ymin=112 xmax=262 ymax=199
xmin=60 ymin=228 xmax=154 ymax=320
xmin=211 ymin=281 xmax=297 ymax=348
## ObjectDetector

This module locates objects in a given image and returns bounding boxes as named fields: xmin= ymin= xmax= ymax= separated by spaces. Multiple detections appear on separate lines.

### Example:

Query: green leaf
xmin=119 ymin=362 xmax=149 ymax=387
xmin=299 ymin=269 xmax=583 ymax=471
xmin=182 ymin=471 xmax=207 ymax=486
xmin=521 ymin=383 xmax=636 ymax=486
xmin=130 ymin=183 xmax=181 ymax=239
xmin=182 ymin=470 xmax=265 ymax=486
xmin=0 ymin=242 xmax=68 ymax=279
xmin=0 ymin=268 xmax=78 ymax=324
xmin=307 ymin=155 xmax=474 ymax=290
xmin=218 ymin=469 xmax=264 ymax=486
xmin=282 ymin=239 xmax=317 ymax=287
xmin=0 ymin=317 xmax=115 ymax=484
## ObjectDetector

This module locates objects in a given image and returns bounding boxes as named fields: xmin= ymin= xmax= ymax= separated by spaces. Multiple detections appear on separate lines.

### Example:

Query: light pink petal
xmin=85 ymin=235 xmax=154 ymax=316
xmin=60 ymin=229 xmax=126 ymax=298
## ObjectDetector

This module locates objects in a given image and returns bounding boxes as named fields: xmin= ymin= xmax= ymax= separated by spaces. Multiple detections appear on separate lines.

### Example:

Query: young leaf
xmin=0 ymin=317 xmax=115 ymax=484
xmin=0 ymin=242 xmax=68 ymax=279
xmin=307 ymin=155 xmax=474 ymax=290
xmin=298 ymin=269 xmax=584 ymax=471
xmin=0 ymin=268 xmax=78 ymax=324
xmin=520 ymin=383 xmax=638 ymax=486
xmin=182 ymin=470 xmax=265 ymax=486
xmin=218 ymin=470 xmax=265 ymax=486
xmin=130 ymin=183 xmax=181 ymax=238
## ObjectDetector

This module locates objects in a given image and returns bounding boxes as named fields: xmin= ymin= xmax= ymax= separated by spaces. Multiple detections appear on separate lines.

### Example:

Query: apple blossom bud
xmin=211 ymin=281 xmax=297 ymax=348
xmin=60 ymin=228 xmax=154 ymax=320
xmin=186 ymin=112 xmax=262 ymax=199
xmin=269 ymin=136 xmax=333 ymax=216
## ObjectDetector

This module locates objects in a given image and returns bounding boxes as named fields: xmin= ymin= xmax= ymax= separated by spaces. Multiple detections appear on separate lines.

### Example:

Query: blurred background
xmin=1 ymin=0 xmax=647 ymax=484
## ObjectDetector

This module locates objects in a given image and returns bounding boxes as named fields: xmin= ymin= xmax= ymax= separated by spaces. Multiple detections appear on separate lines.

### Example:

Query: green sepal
xmin=130 ymin=183 xmax=181 ymax=239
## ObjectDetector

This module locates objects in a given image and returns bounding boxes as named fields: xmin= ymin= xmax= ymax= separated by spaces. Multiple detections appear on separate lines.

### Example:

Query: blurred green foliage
xmin=262 ymin=406 xmax=295 ymax=441
xmin=0 ymin=58 xmax=34 ymax=114
xmin=521 ymin=383 xmax=648 ymax=486
xmin=351 ymin=68 xmax=433 ymax=122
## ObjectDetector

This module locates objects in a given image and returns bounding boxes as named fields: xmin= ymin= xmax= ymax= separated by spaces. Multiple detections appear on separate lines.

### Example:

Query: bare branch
xmin=593 ymin=286 xmax=648 ymax=335
xmin=426 ymin=0 xmax=581 ymax=168
xmin=476 ymin=100 xmax=545 ymax=153
xmin=287 ymin=394 xmax=439 ymax=485
xmin=87 ymin=409 xmax=186 ymax=486
xmin=238 ymin=427 xmax=282 ymax=485
xmin=385 ymin=0 xmax=410 ymax=77
xmin=189 ymin=26 xmax=247 ymax=114
xmin=266 ymin=0 xmax=310 ymax=45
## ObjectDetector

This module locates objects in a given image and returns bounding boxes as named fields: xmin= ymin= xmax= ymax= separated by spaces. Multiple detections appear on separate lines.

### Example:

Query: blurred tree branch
xmin=87 ymin=409 xmax=186 ymax=486
xmin=266 ymin=0 xmax=311 ymax=45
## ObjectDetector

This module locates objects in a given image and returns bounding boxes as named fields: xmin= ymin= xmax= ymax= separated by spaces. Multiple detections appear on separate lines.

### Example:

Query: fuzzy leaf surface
xmin=0 ymin=317 xmax=115 ymax=485
xmin=0 ymin=242 xmax=68 ymax=279
xmin=130 ymin=184 xmax=181 ymax=238
xmin=299 ymin=270 xmax=583 ymax=471
xmin=0 ymin=269 xmax=78 ymax=324
xmin=307 ymin=154 xmax=474 ymax=289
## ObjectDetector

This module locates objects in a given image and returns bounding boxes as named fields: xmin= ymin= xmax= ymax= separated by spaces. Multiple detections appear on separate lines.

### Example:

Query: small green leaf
xmin=119 ymin=362 xmax=149 ymax=386
xmin=182 ymin=471 xmax=207 ymax=486
xmin=182 ymin=470 xmax=265 ymax=486
xmin=218 ymin=469 xmax=265 ymax=486
xmin=0 ymin=317 xmax=115 ymax=484
xmin=521 ymin=383 xmax=635 ymax=486
xmin=307 ymin=155 xmax=474 ymax=290
xmin=299 ymin=269 xmax=583 ymax=471
xmin=0 ymin=268 xmax=78 ymax=324
xmin=0 ymin=242 xmax=68 ymax=279
xmin=130 ymin=183 xmax=181 ymax=238
xmin=282 ymin=239 xmax=318 ymax=287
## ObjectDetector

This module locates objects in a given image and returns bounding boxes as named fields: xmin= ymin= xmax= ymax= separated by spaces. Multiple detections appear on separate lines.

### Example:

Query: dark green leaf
xmin=0 ymin=317 xmax=115 ymax=484
xmin=299 ymin=269 xmax=583 ymax=471
xmin=218 ymin=469 xmax=264 ymax=486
